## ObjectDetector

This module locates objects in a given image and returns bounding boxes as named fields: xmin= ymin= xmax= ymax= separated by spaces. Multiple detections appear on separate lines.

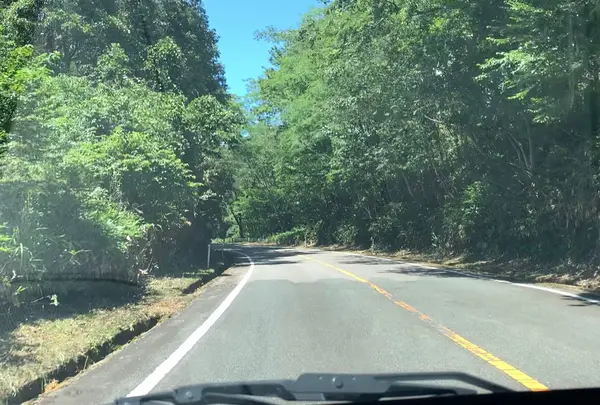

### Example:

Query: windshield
xmin=1 ymin=0 xmax=600 ymax=404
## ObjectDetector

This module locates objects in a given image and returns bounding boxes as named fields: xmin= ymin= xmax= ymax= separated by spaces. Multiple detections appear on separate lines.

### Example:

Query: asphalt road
xmin=38 ymin=245 xmax=600 ymax=405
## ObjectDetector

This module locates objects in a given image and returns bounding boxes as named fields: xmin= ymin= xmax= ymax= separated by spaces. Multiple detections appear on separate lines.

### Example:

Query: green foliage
xmin=440 ymin=181 xmax=494 ymax=252
xmin=63 ymin=128 xmax=201 ymax=230
xmin=96 ymin=43 xmax=132 ymax=83
xmin=32 ymin=0 xmax=226 ymax=98
xmin=268 ymin=228 xmax=310 ymax=246
xmin=333 ymin=223 xmax=358 ymax=246
xmin=0 ymin=0 xmax=241 ymax=290
xmin=230 ymin=0 xmax=600 ymax=265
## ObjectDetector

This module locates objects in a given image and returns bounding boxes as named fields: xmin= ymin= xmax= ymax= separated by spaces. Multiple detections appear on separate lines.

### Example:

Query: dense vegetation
xmin=0 ymin=0 xmax=242 ymax=292
xmin=4 ymin=0 xmax=600 ymax=293
xmin=230 ymin=0 xmax=600 ymax=265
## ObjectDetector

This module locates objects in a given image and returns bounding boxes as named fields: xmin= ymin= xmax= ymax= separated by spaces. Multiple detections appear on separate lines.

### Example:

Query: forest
xmin=0 ymin=0 xmax=243 ymax=296
xmin=3 ymin=0 xmax=600 ymax=294
xmin=231 ymin=0 xmax=600 ymax=270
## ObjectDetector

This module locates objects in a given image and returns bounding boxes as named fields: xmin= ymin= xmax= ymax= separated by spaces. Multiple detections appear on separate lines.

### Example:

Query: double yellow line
xmin=299 ymin=255 xmax=548 ymax=392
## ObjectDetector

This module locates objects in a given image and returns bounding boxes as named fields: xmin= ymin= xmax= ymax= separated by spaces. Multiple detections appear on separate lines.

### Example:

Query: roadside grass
xmin=0 ymin=267 xmax=216 ymax=402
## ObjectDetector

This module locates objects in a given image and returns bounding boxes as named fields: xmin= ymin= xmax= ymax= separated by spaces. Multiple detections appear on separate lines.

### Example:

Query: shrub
xmin=333 ymin=222 xmax=358 ymax=246
xmin=0 ymin=72 xmax=199 ymax=284
xmin=268 ymin=228 xmax=308 ymax=246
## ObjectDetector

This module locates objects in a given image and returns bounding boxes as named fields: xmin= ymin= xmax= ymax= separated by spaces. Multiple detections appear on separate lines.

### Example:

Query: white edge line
xmin=509 ymin=283 xmax=600 ymax=304
xmin=127 ymin=251 xmax=255 ymax=397
xmin=333 ymin=250 xmax=600 ymax=305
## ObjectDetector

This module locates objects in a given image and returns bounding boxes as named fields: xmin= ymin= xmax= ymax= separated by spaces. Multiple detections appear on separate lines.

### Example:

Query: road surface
xmin=37 ymin=245 xmax=600 ymax=404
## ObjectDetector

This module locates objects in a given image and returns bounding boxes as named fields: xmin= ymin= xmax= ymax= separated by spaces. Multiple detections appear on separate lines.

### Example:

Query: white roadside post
xmin=207 ymin=242 xmax=211 ymax=269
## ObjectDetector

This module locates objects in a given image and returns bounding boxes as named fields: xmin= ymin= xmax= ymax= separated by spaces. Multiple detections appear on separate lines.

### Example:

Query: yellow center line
xmin=300 ymin=255 xmax=368 ymax=283
xmin=298 ymin=254 xmax=549 ymax=392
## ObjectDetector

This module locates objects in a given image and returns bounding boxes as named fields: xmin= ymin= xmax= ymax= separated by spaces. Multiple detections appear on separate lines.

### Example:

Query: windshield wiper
xmin=115 ymin=372 xmax=513 ymax=405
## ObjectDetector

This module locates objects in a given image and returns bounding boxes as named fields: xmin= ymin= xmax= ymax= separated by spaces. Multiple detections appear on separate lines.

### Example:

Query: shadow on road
xmin=227 ymin=245 xmax=315 ymax=267
xmin=561 ymin=294 xmax=600 ymax=307
xmin=337 ymin=254 xmax=600 ymax=309
xmin=381 ymin=268 xmax=468 ymax=278
xmin=337 ymin=256 xmax=470 ymax=279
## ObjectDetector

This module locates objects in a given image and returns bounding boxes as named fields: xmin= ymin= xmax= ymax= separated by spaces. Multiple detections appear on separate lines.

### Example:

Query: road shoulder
xmin=34 ymin=258 xmax=252 ymax=405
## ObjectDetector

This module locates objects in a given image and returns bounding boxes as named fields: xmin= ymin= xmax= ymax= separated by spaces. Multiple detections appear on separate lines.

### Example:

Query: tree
xmin=0 ymin=0 xmax=243 ymax=286
xmin=231 ymin=0 xmax=600 ymax=264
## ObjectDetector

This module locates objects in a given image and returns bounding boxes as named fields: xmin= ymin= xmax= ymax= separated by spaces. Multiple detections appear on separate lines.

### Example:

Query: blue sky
xmin=203 ymin=0 xmax=321 ymax=97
